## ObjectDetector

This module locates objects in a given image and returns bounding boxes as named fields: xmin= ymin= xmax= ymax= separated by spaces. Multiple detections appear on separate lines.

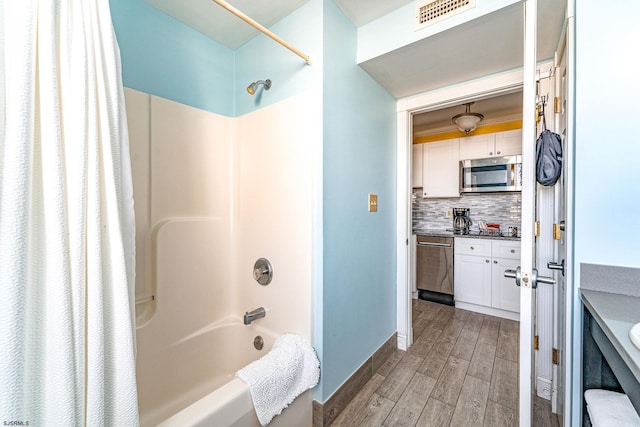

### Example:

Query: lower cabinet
xmin=491 ymin=257 xmax=520 ymax=312
xmin=454 ymin=237 xmax=521 ymax=318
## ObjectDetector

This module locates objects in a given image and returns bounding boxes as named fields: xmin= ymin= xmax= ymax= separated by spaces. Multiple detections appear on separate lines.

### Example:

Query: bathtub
xmin=137 ymin=317 xmax=312 ymax=426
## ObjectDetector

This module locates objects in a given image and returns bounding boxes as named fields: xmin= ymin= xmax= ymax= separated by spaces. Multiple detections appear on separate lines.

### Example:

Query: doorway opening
xmin=395 ymin=62 xmax=566 ymax=426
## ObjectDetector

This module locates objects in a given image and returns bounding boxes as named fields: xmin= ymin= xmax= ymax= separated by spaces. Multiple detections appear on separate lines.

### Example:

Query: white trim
xmin=550 ymin=21 xmax=566 ymax=421
xmin=564 ymin=9 xmax=577 ymax=427
xmin=537 ymin=377 xmax=553 ymax=400
xmin=396 ymin=111 xmax=412 ymax=351
xmin=396 ymin=69 xmax=527 ymax=354
xmin=396 ymin=333 xmax=408 ymax=351
xmin=453 ymin=302 xmax=519 ymax=321
xmin=398 ymin=69 xmax=524 ymax=114
xmin=519 ymin=0 xmax=538 ymax=425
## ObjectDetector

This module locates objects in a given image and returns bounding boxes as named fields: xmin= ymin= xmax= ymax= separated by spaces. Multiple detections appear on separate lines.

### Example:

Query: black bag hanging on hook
xmin=536 ymin=104 xmax=563 ymax=186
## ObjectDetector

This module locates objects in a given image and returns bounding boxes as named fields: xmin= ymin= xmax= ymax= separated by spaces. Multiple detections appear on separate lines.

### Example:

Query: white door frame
xmin=519 ymin=0 xmax=538 ymax=424
xmin=563 ymin=5 xmax=576 ymax=426
xmin=396 ymin=6 xmax=540 ymax=426
xmin=395 ymin=70 xmax=524 ymax=352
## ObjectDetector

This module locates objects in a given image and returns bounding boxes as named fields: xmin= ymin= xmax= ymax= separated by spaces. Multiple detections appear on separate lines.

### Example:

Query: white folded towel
xmin=585 ymin=389 xmax=640 ymax=427
xmin=236 ymin=333 xmax=320 ymax=426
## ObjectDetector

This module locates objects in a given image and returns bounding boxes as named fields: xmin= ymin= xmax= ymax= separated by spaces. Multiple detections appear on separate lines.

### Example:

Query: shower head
xmin=247 ymin=79 xmax=272 ymax=95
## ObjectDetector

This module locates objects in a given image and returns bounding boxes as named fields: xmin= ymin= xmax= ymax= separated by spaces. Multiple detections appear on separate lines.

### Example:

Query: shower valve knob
xmin=253 ymin=258 xmax=273 ymax=286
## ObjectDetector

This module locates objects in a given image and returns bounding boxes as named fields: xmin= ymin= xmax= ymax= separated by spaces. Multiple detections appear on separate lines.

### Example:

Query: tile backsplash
xmin=412 ymin=190 xmax=522 ymax=235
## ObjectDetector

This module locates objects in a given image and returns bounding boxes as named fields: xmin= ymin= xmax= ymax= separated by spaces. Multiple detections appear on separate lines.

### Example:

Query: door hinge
xmin=534 ymin=335 xmax=539 ymax=350
xmin=534 ymin=221 xmax=541 ymax=237
xmin=554 ymin=97 xmax=561 ymax=113
xmin=553 ymin=223 xmax=561 ymax=240
xmin=552 ymin=348 xmax=559 ymax=365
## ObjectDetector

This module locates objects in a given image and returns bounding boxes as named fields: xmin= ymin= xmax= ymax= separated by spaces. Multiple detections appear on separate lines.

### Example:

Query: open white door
xmin=507 ymin=0 xmax=556 ymax=424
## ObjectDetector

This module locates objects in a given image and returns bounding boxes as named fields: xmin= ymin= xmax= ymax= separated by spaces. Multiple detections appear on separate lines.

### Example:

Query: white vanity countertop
xmin=581 ymin=289 xmax=640 ymax=383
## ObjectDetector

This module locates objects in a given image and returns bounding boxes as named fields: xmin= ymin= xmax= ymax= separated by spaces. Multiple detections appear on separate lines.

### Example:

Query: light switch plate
xmin=368 ymin=194 xmax=378 ymax=212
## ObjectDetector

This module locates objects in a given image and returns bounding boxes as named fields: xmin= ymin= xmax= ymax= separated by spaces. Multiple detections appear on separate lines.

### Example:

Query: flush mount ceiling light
xmin=452 ymin=102 xmax=484 ymax=135
xmin=247 ymin=79 xmax=272 ymax=95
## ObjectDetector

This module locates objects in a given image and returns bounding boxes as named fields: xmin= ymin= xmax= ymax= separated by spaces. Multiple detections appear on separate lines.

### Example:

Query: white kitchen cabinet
xmin=454 ymin=237 xmax=521 ymax=318
xmin=491 ymin=257 xmax=520 ymax=312
xmin=454 ymin=238 xmax=491 ymax=305
xmin=454 ymin=254 xmax=492 ymax=306
xmin=458 ymin=134 xmax=492 ymax=160
xmin=494 ymin=129 xmax=522 ymax=157
xmin=490 ymin=240 xmax=521 ymax=312
xmin=412 ymin=144 xmax=423 ymax=188
xmin=459 ymin=129 xmax=522 ymax=160
xmin=421 ymin=139 xmax=460 ymax=198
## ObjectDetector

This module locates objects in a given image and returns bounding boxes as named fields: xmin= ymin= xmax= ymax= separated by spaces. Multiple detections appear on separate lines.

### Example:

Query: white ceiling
xmin=334 ymin=0 xmax=415 ymax=26
xmin=144 ymin=0 xmax=311 ymax=50
xmin=358 ymin=0 xmax=566 ymax=98
xmin=144 ymin=0 xmax=566 ymax=98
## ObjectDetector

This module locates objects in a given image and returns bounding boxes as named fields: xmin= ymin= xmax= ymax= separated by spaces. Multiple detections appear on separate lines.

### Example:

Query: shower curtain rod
xmin=211 ymin=0 xmax=312 ymax=65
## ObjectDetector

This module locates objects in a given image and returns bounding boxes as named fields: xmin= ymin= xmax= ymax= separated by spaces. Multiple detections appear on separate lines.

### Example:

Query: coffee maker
xmin=453 ymin=208 xmax=472 ymax=234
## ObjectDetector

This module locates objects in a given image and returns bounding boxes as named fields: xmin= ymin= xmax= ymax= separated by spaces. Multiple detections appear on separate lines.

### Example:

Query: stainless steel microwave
xmin=460 ymin=155 xmax=522 ymax=193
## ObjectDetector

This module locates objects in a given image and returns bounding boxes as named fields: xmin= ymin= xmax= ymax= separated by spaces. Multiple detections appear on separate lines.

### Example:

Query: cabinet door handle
xmin=489 ymin=151 xmax=493 ymax=155
xmin=497 ymin=151 xmax=501 ymax=155
xmin=470 ymin=246 xmax=474 ymax=250
xmin=494 ymin=260 xmax=498 ymax=264
xmin=510 ymin=249 xmax=515 ymax=253
xmin=485 ymin=259 xmax=490 ymax=263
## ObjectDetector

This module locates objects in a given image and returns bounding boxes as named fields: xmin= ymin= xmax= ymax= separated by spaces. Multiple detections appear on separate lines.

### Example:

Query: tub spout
xmin=244 ymin=307 xmax=266 ymax=325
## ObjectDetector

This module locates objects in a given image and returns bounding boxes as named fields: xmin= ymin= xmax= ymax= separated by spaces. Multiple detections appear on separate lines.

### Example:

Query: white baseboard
xmin=397 ymin=333 xmax=408 ymax=351
xmin=454 ymin=301 xmax=519 ymax=321
xmin=537 ymin=377 xmax=552 ymax=400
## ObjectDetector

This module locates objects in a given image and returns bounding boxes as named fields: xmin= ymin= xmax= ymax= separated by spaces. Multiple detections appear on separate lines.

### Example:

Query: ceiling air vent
xmin=415 ymin=0 xmax=476 ymax=30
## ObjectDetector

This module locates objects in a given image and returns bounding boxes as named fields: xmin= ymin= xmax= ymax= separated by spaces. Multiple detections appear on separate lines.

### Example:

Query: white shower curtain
xmin=0 ymin=0 xmax=138 ymax=426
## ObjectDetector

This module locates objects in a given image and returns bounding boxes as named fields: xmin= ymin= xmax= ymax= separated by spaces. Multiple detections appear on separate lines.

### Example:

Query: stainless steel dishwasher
xmin=416 ymin=235 xmax=454 ymax=305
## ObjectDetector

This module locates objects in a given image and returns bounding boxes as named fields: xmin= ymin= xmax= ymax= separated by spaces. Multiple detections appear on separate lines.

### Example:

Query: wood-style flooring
xmin=331 ymin=299 xmax=559 ymax=427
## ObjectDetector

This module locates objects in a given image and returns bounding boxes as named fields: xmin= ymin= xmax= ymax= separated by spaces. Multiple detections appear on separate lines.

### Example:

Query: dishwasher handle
xmin=417 ymin=242 xmax=452 ymax=248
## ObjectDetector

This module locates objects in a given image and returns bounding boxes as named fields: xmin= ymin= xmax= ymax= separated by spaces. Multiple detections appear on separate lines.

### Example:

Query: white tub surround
xmin=126 ymin=88 xmax=318 ymax=426
xmin=158 ymin=378 xmax=312 ymax=427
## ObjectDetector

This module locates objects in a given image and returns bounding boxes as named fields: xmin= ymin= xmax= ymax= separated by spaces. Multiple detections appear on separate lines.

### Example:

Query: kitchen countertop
xmin=581 ymin=289 xmax=640 ymax=384
xmin=415 ymin=230 xmax=520 ymax=241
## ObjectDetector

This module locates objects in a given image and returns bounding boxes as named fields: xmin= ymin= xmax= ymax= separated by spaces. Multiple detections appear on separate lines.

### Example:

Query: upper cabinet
xmin=421 ymin=139 xmax=460 ymax=198
xmin=412 ymin=129 xmax=520 ymax=195
xmin=459 ymin=129 xmax=522 ymax=160
xmin=412 ymin=144 xmax=423 ymax=188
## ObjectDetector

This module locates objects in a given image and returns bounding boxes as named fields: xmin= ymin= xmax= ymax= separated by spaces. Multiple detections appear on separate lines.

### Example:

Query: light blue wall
xmin=320 ymin=0 xmax=397 ymax=402
xmin=111 ymin=0 xmax=398 ymax=404
xmin=109 ymin=0 xmax=235 ymax=116
xmin=110 ymin=0 xmax=323 ymax=117
xmin=234 ymin=0 xmax=323 ymax=116
xmin=574 ymin=2 xmax=640 ymax=270
xmin=572 ymin=2 xmax=640 ymax=423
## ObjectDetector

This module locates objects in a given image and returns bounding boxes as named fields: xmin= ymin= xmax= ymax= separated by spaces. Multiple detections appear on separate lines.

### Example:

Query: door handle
xmin=505 ymin=267 xmax=555 ymax=288
xmin=533 ymin=268 xmax=555 ymax=287
xmin=547 ymin=260 xmax=565 ymax=276
xmin=504 ymin=267 xmax=521 ymax=286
